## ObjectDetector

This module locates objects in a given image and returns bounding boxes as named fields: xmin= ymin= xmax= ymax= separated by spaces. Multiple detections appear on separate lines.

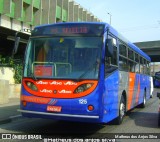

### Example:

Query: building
xmin=0 ymin=0 xmax=101 ymax=59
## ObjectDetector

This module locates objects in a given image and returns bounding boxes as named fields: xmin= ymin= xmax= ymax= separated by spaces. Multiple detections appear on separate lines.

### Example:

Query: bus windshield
xmin=24 ymin=36 xmax=102 ymax=80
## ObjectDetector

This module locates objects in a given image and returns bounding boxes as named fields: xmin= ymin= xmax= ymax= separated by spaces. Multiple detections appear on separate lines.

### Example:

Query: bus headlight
xmin=26 ymin=81 xmax=38 ymax=91
xmin=74 ymin=83 xmax=93 ymax=94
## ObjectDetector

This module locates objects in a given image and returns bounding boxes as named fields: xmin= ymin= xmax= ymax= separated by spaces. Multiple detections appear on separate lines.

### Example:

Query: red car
xmin=157 ymin=92 xmax=160 ymax=126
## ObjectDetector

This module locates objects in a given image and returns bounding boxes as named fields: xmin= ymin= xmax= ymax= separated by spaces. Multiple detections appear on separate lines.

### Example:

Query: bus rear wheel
xmin=139 ymin=90 xmax=146 ymax=108
xmin=115 ymin=95 xmax=126 ymax=125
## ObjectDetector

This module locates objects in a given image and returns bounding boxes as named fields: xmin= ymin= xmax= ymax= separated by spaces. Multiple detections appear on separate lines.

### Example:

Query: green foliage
xmin=0 ymin=56 xmax=23 ymax=84
xmin=13 ymin=62 xmax=23 ymax=84
xmin=0 ymin=56 xmax=13 ymax=67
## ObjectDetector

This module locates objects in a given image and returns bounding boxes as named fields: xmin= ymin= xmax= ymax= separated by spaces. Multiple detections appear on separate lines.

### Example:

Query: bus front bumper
xmin=17 ymin=109 xmax=99 ymax=119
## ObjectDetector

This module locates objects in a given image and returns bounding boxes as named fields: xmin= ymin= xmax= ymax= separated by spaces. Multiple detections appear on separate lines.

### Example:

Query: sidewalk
xmin=0 ymin=98 xmax=21 ymax=125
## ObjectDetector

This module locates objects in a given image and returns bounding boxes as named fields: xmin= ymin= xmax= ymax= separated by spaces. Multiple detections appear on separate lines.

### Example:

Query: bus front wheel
xmin=114 ymin=95 xmax=126 ymax=125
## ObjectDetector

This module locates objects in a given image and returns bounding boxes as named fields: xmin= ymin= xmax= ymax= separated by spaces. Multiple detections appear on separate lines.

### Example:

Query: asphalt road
xmin=0 ymin=89 xmax=160 ymax=142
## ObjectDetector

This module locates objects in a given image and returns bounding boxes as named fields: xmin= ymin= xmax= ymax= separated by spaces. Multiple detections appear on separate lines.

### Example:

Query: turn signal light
xmin=88 ymin=105 xmax=94 ymax=111
xmin=22 ymin=101 xmax=27 ymax=107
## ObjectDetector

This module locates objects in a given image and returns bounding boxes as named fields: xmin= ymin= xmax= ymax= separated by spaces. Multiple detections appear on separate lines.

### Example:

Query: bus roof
xmin=33 ymin=22 xmax=151 ymax=61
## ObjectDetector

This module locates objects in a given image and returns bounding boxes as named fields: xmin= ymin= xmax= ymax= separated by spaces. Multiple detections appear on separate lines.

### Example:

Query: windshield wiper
xmin=24 ymin=64 xmax=38 ymax=81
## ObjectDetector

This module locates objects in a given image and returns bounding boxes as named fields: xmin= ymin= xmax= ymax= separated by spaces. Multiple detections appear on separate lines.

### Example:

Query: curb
xmin=0 ymin=115 xmax=22 ymax=125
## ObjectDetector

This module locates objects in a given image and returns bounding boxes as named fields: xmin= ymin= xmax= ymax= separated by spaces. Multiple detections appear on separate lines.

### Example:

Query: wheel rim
xmin=120 ymin=101 xmax=125 ymax=119
xmin=143 ymin=96 xmax=146 ymax=104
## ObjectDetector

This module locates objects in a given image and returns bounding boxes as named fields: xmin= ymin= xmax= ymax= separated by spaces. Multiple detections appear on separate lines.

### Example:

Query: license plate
xmin=47 ymin=106 xmax=62 ymax=112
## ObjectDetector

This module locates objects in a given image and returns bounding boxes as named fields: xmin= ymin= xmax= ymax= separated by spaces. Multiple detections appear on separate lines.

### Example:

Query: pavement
xmin=0 ymin=98 xmax=21 ymax=125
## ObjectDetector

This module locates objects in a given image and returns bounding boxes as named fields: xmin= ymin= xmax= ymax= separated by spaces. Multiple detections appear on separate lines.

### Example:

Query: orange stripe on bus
xmin=21 ymin=95 xmax=52 ymax=104
xmin=127 ymin=73 xmax=136 ymax=110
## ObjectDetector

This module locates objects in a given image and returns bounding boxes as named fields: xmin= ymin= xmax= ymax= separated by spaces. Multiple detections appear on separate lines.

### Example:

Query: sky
xmin=74 ymin=0 xmax=160 ymax=43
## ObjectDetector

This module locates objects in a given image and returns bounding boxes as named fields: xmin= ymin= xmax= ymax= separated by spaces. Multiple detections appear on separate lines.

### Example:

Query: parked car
xmin=157 ymin=92 xmax=160 ymax=127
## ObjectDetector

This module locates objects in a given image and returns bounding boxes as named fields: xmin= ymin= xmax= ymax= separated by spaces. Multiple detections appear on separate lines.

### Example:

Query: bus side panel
xmin=127 ymin=73 xmax=146 ymax=110
xmin=138 ymin=75 xmax=150 ymax=105
xmin=145 ymin=75 xmax=151 ymax=100
xmin=119 ymin=71 xmax=129 ymax=110
xmin=102 ymin=71 xmax=119 ymax=123
xmin=119 ymin=72 xmax=151 ymax=111
xmin=134 ymin=74 xmax=141 ymax=106
xmin=119 ymin=72 xmax=140 ymax=111
xmin=139 ymin=75 xmax=145 ymax=104
xmin=127 ymin=72 xmax=136 ymax=110
xmin=119 ymin=72 xmax=139 ymax=111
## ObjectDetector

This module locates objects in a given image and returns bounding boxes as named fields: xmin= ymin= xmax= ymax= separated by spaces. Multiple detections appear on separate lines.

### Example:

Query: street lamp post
xmin=107 ymin=12 xmax=112 ymax=25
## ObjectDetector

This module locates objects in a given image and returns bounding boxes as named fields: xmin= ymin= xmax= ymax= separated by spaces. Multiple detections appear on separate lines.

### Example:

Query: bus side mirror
xmin=157 ymin=92 xmax=160 ymax=99
xmin=105 ymin=39 xmax=114 ymax=57
xmin=12 ymin=37 xmax=20 ymax=56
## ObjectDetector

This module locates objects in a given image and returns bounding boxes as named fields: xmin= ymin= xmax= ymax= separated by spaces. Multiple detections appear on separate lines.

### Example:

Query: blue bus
xmin=18 ymin=22 xmax=151 ymax=124
xmin=154 ymin=71 xmax=160 ymax=88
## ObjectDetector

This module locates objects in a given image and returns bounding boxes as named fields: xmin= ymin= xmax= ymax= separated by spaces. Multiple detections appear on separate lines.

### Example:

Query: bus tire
xmin=139 ymin=90 xmax=146 ymax=108
xmin=114 ymin=95 xmax=126 ymax=125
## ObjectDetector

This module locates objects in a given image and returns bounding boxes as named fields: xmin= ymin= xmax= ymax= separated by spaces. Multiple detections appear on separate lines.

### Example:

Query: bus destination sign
xmin=32 ymin=23 xmax=105 ymax=36
xmin=50 ymin=26 xmax=88 ymax=34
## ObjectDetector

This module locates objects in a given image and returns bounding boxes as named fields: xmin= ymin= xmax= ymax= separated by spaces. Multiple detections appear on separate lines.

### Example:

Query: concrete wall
xmin=0 ymin=0 xmax=101 ymax=34
xmin=0 ymin=67 xmax=14 ymax=84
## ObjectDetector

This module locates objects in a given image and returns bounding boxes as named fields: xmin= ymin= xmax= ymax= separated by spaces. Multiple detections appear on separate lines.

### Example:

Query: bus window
xmin=128 ymin=49 xmax=134 ymax=60
xmin=135 ymin=63 xmax=140 ymax=73
xmin=128 ymin=60 xmax=135 ymax=72
xmin=135 ymin=53 xmax=139 ymax=73
xmin=140 ymin=57 xmax=144 ymax=74
xmin=119 ymin=44 xmax=127 ymax=57
xmin=119 ymin=56 xmax=128 ymax=71
xmin=111 ymin=46 xmax=118 ymax=65
xmin=135 ymin=53 xmax=139 ymax=63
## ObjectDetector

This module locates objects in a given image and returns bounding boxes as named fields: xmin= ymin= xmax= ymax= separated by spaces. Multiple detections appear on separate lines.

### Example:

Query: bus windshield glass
xmin=24 ymin=36 xmax=102 ymax=80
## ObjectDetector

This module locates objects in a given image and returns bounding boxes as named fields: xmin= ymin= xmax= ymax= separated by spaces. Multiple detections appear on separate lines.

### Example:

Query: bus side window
xmin=128 ymin=60 xmax=135 ymax=72
xmin=119 ymin=56 xmax=128 ymax=71
xmin=111 ymin=46 xmax=118 ymax=65
xmin=140 ymin=57 xmax=144 ymax=74
xmin=135 ymin=53 xmax=139 ymax=73
xmin=135 ymin=63 xmax=140 ymax=73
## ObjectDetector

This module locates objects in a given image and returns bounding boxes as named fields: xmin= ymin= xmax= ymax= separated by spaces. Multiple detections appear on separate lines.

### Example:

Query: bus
xmin=154 ymin=71 xmax=160 ymax=88
xmin=17 ymin=22 xmax=151 ymax=124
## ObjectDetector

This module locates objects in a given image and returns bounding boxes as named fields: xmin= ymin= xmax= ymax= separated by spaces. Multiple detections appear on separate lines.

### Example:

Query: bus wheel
xmin=140 ymin=90 xmax=146 ymax=108
xmin=115 ymin=95 xmax=126 ymax=125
